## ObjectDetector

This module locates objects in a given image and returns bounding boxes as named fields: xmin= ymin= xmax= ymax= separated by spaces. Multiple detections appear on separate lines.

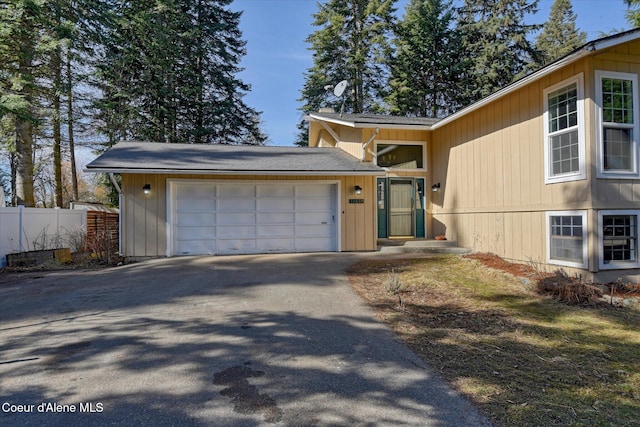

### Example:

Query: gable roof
xmin=308 ymin=29 xmax=640 ymax=132
xmin=85 ymin=141 xmax=385 ymax=176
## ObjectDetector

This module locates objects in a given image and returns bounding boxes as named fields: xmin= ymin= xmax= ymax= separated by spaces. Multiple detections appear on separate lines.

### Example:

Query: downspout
xmin=362 ymin=127 xmax=379 ymax=161
xmin=109 ymin=173 xmax=123 ymax=256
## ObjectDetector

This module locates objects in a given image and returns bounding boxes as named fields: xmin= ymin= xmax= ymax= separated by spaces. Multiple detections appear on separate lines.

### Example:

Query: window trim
xmin=598 ymin=209 xmax=640 ymax=270
xmin=595 ymin=70 xmax=640 ymax=179
xmin=546 ymin=210 xmax=588 ymax=269
xmin=543 ymin=74 xmax=586 ymax=184
xmin=374 ymin=140 xmax=427 ymax=171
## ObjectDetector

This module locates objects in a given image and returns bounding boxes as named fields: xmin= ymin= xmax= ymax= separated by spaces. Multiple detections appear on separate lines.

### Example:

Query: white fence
xmin=0 ymin=207 xmax=87 ymax=267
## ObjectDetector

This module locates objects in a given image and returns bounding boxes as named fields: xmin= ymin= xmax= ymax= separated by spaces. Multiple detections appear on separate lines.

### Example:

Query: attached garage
xmin=169 ymin=180 xmax=338 ymax=255
xmin=85 ymin=141 xmax=384 ymax=259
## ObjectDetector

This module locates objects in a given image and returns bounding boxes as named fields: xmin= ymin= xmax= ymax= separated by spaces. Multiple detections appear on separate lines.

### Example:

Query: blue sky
xmin=232 ymin=0 xmax=631 ymax=146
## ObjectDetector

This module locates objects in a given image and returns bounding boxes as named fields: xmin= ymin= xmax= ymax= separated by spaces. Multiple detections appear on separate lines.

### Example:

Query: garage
xmin=169 ymin=180 xmax=338 ymax=255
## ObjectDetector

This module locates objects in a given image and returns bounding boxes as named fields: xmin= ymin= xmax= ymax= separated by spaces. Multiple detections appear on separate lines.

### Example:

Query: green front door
xmin=377 ymin=178 xmax=425 ymax=239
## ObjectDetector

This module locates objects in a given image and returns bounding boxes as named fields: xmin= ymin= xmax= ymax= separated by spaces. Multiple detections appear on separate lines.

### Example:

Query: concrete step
xmin=377 ymin=239 xmax=470 ymax=255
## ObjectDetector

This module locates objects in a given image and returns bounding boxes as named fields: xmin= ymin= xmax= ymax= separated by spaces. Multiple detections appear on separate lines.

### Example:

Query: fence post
xmin=18 ymin=205 xmax=24 ymax=252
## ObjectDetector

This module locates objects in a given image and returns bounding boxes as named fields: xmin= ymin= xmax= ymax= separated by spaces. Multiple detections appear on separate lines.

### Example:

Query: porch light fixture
xmin=354 ymin=185 xmax=363 ymax=195
xmin=143 ymin=184 xmax=151 ymax=195
xmin=431 ymin=183 xmax=440 ymax=192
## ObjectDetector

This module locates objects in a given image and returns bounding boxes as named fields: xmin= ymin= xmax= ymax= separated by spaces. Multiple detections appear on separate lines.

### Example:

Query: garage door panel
xmin=257 ymin=212 xmax=295 ymax=224
xmin=257 ymin=238 xmax=295 ymax=252
xmin=176 ymin=226 xmax=216 ymax=240
xmin=297 ymin=184 xmax=333 ymax=198
xmin=172 ymin=181 xmax=337 ymax=256
xmin=295 ymin=237 xmax=333 ymax=251
xmin=258 ymin=185 xmax=294 ymax=197
xmin=218 ymin=212 xmax=255 ymax=225
xmin=298 ymin=212 xmax=333 ymax=225
xmin=177 ymin=213 xmax=216 ymax=227
xmin=258 ymin=198 xmax=294 ymax=211
xmin=218 ymin=225 xmax=256 ymax=238
xmin=217 ymin=239 xmax=257 ymax=253
xmin=218 ymin=199 xmax=256 ymax=211
xmin=257 ymin=225 xmax=294 ymax=237
xmin=296 ymin=199 xmax=332 ymax=210
xmin=296 ymin=224 xmax=334 ymax=237
xmin=219 ymin=185 xmax=255 ymax=198
xmin=175 ymin=240 xmax=215 ymax=256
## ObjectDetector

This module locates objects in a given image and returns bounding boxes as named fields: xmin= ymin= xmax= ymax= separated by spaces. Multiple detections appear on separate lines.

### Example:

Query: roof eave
xmin=432 ymin=31 xmax=640 ymax=130
xmin=308 ymin=113 xmax=433 ymax=130
xmin=84 ymin=167 xmax=386 ymax=176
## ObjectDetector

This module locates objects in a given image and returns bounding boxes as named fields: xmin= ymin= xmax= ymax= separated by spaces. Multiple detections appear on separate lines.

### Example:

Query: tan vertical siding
xmin=121 ymin=174 xmax=378 ymax=258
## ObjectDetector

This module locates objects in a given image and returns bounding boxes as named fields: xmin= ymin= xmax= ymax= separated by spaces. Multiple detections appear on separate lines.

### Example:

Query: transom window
xmin=596 ymin=71 xmax=640 ymax=178
xmin=546 ymin=211 xmax=587 ymax=268
xmin=376 ymin=143 xmax=425 ymax=170
xmin=543 ymin=75 xmax=585 ymax=184
xmin=598 ymin=210 xmax=640 ymax=269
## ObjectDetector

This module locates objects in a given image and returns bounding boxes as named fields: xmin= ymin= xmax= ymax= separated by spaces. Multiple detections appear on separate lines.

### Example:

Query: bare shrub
xmin=86 ymin=225 xmax=119 ymax=265
xmin=384 ymin=269 xmax=406 ymax=295
xmin=62 ymin=226 xmax=87 ymax=253
xmin=536 ymin=273 xmax=603 ymax=305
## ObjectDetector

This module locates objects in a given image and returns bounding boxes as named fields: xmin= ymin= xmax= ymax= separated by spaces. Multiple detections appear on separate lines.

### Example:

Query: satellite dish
xmin=333 ymin=80 xmax=348 ymax=97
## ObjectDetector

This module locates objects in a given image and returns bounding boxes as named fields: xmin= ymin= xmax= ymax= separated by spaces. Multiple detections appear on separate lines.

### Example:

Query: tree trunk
xmin=53 ymin=44 xmax=63 ymax=207
xmin=15 ymin=116 xmax=35 ymax=207
xmin=66 ymin=47 xmax=79 ymax=201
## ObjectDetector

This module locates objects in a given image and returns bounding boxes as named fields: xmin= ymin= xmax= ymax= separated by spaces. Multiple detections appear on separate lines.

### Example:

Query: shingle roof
xmin=308 ymin=112 xmax=439 ymax=129
xmin=85 ymin=141 xmax=385 ymax=175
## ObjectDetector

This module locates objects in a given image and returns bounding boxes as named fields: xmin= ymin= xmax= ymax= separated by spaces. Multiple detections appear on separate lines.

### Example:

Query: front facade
xmin=308 ymin=30 xmax=640 ymax=283
xmin=88 ymin=30 xmax=640 ymax=282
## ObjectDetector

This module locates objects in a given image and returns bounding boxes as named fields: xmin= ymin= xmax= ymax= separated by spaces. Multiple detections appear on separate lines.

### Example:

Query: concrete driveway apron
xmin=0 ymin=253 xmax=491 ymax=426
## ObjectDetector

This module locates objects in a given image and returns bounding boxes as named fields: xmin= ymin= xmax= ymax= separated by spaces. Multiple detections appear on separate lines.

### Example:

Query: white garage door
xmin=170 ymin=181 xmax=338 ymax=256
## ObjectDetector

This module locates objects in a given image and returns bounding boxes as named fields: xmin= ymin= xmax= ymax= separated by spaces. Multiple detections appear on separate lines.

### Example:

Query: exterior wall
xmin=120 ymin=174 xmax=378 ymax=258
xmin=431 ymin=39 xmax=640 ymax=282
xmin=431 ymin=59 xmax=592 ymax=272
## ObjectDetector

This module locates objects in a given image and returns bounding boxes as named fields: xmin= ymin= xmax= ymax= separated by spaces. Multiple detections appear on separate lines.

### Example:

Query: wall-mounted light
xmin=354 ymin=185 xmax=362 ymax=195
xmin=431 ymin=182 xmax=441 ymax=192
xmin=143 ymin=184 xmax=151 ymax=195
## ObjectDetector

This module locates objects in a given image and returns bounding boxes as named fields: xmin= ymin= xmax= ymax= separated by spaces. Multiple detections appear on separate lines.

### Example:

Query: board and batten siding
xmin=431 ymin=59 xmax=593 ymax=269
xmin=121 ymin=174 xmax=377 ymax=258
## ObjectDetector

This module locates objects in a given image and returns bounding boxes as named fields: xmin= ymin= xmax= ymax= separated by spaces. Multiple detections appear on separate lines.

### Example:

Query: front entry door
xmin=389 ymin=178 xmax=414 ymax=237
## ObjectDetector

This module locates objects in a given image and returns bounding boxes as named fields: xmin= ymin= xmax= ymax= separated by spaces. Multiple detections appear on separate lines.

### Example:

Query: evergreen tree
xmin=387 ymin=0 xmax=466 ymax=117
xmin=626 ymin=0 xmax=640 ymax=28
xmin=458 ymin=0 xmax=541 ymax=103
xmin=297 ymin=0 xmax=396 ymax=146
xmin=535 ymin=0 xmax=586 ymax=65
xmin=94 ymin=0 xmax=265 ymax=145
xmin=0 ymin=0 xmax=50 ymax=206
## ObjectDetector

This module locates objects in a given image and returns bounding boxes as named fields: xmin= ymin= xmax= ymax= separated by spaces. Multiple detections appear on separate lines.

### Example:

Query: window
xmin=546 ymin=211 xmax=587 ymax=268
xmin=596 ymin=71 xmax=640 ymax=178
xmin=543 ymin=75 xmax=585 ymax=183
xmin=598 ymin=210 xmax=640 ymax=269
xmin=375 ymin=142 xmax=425 ymax=170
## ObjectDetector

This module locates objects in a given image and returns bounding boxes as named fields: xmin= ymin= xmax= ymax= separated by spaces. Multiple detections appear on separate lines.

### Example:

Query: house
xmin=87 ymin=29 xmax=640 ymax=283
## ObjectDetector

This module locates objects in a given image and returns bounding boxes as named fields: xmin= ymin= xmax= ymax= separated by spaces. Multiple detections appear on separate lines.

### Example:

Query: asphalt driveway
xmin=0 ymin=253 xmax=490 ymax=426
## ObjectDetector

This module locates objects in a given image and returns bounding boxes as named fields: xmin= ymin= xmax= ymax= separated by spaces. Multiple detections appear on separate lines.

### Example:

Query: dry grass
xmin=347 ymin=255 xmax=640 ymax=427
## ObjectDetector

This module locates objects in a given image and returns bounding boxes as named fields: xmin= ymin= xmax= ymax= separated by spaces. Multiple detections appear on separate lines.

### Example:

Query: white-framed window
xmin=375 ymin=140 xmax=426 ymax=170
xmin=543 ymin=74 xmax=586 ymax=184
xmin=598 ymin=210 xmax=640 ymax=269
xmin=546 ymin=211 xmax=588 ymax=268
xmin=596 ymin=70 xmax=640 ymax=178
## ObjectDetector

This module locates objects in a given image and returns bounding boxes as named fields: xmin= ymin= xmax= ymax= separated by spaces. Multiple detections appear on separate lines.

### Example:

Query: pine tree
xmin=296 ymin=0 xmax=396 ymax=146
xmin=458 ymin=0 xmax=541 ymax=103
xmin=387 ymin=0 xmax=466 ymax=117
xmin=94 ymin=0 xmax=265 ymax=145
xmin=535 ymin=0 xmax=586 ymax=65
xmin=0 ymin=0 xmax=50 ymax=206
xmin=626 ymin=0 xmax=640 ymax=28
